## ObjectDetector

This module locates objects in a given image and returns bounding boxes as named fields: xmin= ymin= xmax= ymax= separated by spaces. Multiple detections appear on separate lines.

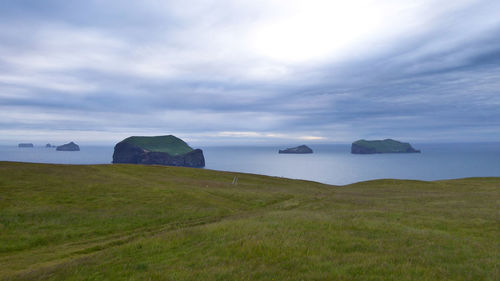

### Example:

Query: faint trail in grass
xmin=4 ymin=194 xmax=301 ymax=280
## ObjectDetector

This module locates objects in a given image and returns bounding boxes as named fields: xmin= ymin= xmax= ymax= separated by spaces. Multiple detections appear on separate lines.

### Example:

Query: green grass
xmin=353 ymin=139 xmax=417 ymax=153
xmin=0 ymin=161 xmax=498 ymax=280
xmin=122 ymin=135 xmax=194 ymax=155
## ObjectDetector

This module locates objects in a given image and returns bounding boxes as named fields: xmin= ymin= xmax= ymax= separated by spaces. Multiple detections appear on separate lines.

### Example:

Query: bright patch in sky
xmin=251 ymin=0 xmax=384 ymax=63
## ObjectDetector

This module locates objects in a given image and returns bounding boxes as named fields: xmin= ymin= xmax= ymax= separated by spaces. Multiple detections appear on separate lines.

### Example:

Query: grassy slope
xmin=0 ymin=162 xmax=498 ymax=281
xmin=354 ymin=139 xmax=415 ymax=153
xmin=123 ymin=135 xmax=193 ymax=155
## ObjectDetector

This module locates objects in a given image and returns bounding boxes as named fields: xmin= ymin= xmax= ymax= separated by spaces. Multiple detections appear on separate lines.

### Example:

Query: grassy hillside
xmin=122 ymin=135 xmax=194 ymax=155
xmin=0 ymin=161 xmax=498 ymax=280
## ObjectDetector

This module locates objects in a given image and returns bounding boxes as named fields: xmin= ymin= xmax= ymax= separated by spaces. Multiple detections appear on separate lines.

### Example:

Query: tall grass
xmin=0 ymin=162 xmax=498 ymax=280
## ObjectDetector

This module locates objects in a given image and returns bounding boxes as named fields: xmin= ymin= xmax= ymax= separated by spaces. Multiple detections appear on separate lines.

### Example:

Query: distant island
xmin=46 ymin=143 xmax=56 ymax=148
xmin=351 ymin=139 xmax=420 ymax=154
xmin=18 ymin=143 xmax=34 ymax=148
xmin=56 ymin=142 xmax=80 ymax=151
xmin=279 ymin=145 xmax=313 ymax=154
xmin=112 ymin=135 xmax=205 ymax=167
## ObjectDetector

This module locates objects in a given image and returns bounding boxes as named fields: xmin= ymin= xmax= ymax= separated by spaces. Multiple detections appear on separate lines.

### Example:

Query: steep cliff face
xmin=136 ymin=149 xmax=205 ymax=167
xmin=279 ymin=145 xmax=313 ymax=154
xmin=112 ymin=141 xmax=146 ymax=163
xmin=112 ymin=135 xmax=205 ymax=168
xmin=351 ymin=139 xmax=420 ymax=154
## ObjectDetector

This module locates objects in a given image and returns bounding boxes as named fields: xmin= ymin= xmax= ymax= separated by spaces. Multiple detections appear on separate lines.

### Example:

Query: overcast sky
xmin=1 ymin=0 xmax=499 ymax=145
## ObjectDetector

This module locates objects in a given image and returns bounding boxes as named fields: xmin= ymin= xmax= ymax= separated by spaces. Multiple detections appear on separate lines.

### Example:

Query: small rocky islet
xmin=112 ymin=135 xmax=205 ymax=167
xmin=351 ymin=139 xmax=420 ymax=154
xmin=56 ymin=142 xmax=80 ymax=151
xmin=18 ymin=143 xmax=34 ymax=148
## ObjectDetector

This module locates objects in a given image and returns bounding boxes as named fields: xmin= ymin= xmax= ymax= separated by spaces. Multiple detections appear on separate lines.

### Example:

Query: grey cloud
xmin=1 ymin=0 xmax=500 ymax=144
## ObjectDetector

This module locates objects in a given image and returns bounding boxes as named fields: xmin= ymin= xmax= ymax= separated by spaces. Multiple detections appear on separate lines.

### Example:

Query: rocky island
xmin=279 ymin=145 xmax=313 ymax=154
xmin=56 ymin=142 xmax=80 ymax=151
xmin=46 ymin=143 xmax=55 ymax=148
xmin=112 ymin=135 xmax=205 ymax=167
xmin=18 ymin=143 xmax=34 ymax=148
xmin=351 ymin=139 xmax=420 ymax=154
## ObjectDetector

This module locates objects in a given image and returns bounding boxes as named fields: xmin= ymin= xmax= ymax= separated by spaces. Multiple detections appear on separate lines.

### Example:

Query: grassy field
xmin=0 ymin=161 xmax=498 ymax=280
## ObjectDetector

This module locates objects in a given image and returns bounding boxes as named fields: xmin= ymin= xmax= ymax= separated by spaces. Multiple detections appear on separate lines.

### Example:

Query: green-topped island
xmin=351 ymin=139 xmax=420 ymax=154
xmin=112 ymin=135 xmax=205 ymax=167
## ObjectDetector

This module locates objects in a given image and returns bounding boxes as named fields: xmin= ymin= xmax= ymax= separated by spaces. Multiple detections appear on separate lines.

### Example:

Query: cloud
xmin=0 ymin=0 xmax=499 ymax=144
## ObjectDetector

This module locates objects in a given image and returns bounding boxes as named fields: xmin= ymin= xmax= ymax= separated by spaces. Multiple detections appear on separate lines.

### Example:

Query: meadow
xmin=0 ymin=161 xmax=498 ymax=280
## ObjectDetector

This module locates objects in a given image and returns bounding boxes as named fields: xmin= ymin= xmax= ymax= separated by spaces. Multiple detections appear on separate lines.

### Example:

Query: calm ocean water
xmin=1 ymin=143 xmax=499 ymax=185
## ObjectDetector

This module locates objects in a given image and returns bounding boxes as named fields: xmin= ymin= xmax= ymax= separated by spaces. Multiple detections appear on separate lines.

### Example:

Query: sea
xmin=1 ymin=143 xmax=499 ymax=185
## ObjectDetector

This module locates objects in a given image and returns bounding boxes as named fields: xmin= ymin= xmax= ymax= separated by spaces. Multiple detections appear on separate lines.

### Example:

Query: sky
xmin=0 ymin=0 xmax=499 ymax=146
